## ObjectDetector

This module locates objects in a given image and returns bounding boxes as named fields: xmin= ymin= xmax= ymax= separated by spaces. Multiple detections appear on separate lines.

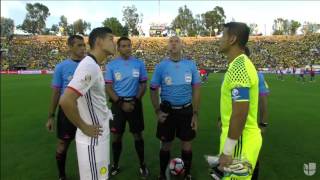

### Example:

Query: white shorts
xmin=76 ymin=140 xmax=110 ymax=180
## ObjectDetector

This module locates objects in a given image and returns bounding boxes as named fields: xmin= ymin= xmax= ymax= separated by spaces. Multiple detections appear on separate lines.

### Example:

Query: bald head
xmin=168 ymin=36 xmax=182 ymax=55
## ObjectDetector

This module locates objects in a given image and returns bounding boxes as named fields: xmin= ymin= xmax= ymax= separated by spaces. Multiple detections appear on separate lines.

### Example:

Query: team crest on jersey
xmin=185 ymin=73 xmax=192 ymax=83
xmin=132 ymin=68 xmax=140 ymax=77
xmin=165 ymin=76 xmax=172 ymax=85
xmin=115 ymin=72 xmax=122 ymax=81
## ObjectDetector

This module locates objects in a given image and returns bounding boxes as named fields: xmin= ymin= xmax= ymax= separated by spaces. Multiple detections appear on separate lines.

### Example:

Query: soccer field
xmin=1 ymin=73 xmax=319 ymax=180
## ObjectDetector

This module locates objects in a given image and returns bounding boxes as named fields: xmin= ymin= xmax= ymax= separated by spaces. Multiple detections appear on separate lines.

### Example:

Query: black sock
xmin=134 ymin=140 xmax=145 ymax=166
xmin=112 ymin=141 xmax=122 ymax=167
xmin=160 ymin=150 xmax=170 ymax=176
xmin=181 ymin=150 xmax=192 ymax=175
xmin=56 ymin=151 xmax=67 ymax=178
xmin=252 ymin=160 xmax=260 ymax=180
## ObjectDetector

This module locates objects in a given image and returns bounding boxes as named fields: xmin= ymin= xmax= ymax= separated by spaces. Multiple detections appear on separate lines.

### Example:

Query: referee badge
xmin=165 ymin=76 xmax=172 ymax=85
xmin=115 ymin=72 xmax=122 ymax=81
xmin=185 ymin=73 xmax=192 ymax=83
xmin=132 ymin=69 xmax=140 ymax=77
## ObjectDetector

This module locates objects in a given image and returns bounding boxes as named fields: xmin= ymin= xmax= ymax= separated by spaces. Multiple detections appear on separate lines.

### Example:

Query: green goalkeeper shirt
xmin=220 ymin=54 xmax=260 ymax=137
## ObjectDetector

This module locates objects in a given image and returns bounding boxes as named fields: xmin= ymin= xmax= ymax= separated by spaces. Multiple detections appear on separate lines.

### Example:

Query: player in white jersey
xmin=60 ymin=27 xmax=115 ymax=180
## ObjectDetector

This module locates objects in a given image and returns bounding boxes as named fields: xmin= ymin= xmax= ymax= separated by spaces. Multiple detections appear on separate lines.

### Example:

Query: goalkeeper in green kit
xmin=214 ymin=22 xmax=262 ymax=180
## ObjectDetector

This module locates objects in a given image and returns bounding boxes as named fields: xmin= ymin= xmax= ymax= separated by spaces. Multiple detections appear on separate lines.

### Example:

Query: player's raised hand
xmin=46 ymin=117 xmax=54 ymax=132
xmin=81 ymin=124 xmax=103 ymax=138
xmin=157 ymin=111 xmax=168 ymax=123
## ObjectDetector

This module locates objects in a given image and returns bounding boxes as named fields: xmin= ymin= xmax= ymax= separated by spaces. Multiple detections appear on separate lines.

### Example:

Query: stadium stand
xmin=1 ymin=35 xmax=319 ymax=72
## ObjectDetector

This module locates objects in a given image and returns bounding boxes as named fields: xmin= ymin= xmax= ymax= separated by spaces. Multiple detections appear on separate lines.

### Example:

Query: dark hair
xmin=245 ymin=46 xmax=250 ymax=57
xmin=223 ymin=22 xmax=250 ymax=48
xmin=88 ymin=27 xmax=113 ymax=49
xmin=117 ymin=36 xmax=131 ymax=47
xmin=67 ymin=35 xmax=84 ymax=47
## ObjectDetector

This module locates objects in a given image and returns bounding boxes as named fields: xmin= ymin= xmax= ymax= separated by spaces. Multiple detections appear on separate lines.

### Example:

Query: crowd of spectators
xmin=248 ymin=35 xmax=320 ymax=69
xmin=1 ymin=36 xmax=67 ymax=70
xmin=1 ymin=34 xmax=319 ymax=71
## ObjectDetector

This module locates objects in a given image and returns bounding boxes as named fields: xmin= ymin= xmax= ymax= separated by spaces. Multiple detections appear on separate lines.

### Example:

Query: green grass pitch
xmin=1 ymin=73 xmax=320 ymax=180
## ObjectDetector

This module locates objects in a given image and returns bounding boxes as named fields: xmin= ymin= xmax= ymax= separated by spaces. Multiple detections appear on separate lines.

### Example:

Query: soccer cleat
xmin=139 ymin=164 xmax=150 ymax=179
xmin=184 ymin=174 xmax=192 ymax=180
xmin=110 ymin=165 xmax=120 ymax=176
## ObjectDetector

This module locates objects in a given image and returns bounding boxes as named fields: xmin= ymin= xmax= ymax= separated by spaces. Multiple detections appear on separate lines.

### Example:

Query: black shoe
xmin=157 ymin=174 xmax=166 ymax=180
xmin=139 ymin=164 xmax=149 ymax=179
xmin=110 ymin=165 xmax=120 ymax=176
xmin=184 ymin=174 xmax=192 ymax=180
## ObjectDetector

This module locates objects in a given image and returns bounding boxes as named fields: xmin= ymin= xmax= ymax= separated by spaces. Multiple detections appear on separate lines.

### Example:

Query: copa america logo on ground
xmin=304 ymin=162 xmax=316 ymax=176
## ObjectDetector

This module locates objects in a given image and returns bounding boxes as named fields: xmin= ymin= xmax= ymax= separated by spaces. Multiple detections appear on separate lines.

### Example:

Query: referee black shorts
xmin=110 ymin=99 xmax=144 ymax=134
xmin=156 ymin=103 xmax=195 ymax=142
xmin=57 ymin=106 xmax=77 ymax=140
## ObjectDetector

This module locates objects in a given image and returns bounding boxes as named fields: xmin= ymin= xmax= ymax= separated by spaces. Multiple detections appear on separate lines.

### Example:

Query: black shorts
xmin=110 ymin=100 xmax=144 ymax=134
xmin=156 ymin=104 xmax=195 ymax=142
xmin=57 ymin=106 xmax=76 ymax=140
